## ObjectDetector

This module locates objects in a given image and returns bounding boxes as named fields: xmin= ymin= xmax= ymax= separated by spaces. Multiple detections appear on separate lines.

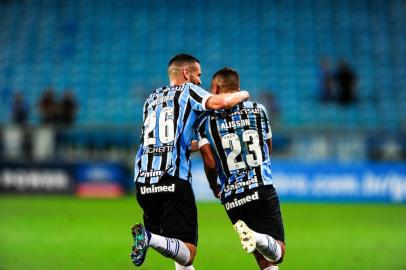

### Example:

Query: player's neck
xmin=219 ymin=89 xmax=240 ymax=94
xmin=170 ymin=78 xmax=188 ymax=86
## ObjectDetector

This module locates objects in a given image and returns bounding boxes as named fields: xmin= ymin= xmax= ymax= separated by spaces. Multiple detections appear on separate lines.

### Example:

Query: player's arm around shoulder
xmin=205 ymin=90 xmax=250 ymax=110
xmin=188 ymin=83 xmax=249 ymax=110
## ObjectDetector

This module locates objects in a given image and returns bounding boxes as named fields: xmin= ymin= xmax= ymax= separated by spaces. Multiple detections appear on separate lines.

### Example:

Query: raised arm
xmin=205 ymin=91 xmax=250 ymax=110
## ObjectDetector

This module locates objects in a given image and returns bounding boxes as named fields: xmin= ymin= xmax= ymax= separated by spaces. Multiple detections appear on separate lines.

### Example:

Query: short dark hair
xmin=168 ymin=53 xmax=200 ymax=67
xmin=212 ymin=67 xmax=240 ymax=90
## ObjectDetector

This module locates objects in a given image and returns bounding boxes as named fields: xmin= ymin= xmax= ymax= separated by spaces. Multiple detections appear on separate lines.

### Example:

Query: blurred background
xmin=1 ymin=0 xmax=405 ymax=201
xmin=0 ymin=0 xmax=405 ymax=269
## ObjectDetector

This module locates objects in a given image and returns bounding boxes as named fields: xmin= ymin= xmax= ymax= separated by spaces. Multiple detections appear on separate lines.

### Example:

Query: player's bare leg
xmin=234 ymin=220 xmax=285 ymax=264
xmin=175 ymin=262 xmax=196 ymax=270
xmin=254 ymin=251 xmax=279 ymax=270
xmin=182 ymin=243 xmax=196 ymax=266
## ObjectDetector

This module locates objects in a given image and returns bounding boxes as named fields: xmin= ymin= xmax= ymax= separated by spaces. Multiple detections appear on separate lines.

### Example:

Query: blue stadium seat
xmin=0 ymin=0 xmax=404 ymax=130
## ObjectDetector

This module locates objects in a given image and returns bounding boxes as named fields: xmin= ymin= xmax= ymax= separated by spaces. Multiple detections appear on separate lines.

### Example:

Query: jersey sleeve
xmin=258 ymin=103 xmax=272 ymax=139
xmin=141 ymin=97 xmax=150 ymax=122
xmin=196 ymin=116 xmax=210 ymax=148
xmin=188 ymin=83 xmax=213 ymax=111
xmin=138 ymin=98 xmax=150 ymax=144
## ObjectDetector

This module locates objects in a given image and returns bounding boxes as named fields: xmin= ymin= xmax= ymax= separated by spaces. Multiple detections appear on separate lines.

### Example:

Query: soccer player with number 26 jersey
xmin=130 ymin=55 xmax=249 ymax=269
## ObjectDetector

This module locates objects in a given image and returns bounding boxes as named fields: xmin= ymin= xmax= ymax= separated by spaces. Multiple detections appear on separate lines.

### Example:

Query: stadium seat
xmin=0 ymin=0 xmax=404 ymax=131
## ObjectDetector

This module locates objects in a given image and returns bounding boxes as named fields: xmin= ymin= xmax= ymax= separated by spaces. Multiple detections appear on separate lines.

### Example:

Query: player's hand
xmin=240 ymin=90 xmax=250 ymax=101
xmin=210 ymin=184 xmax=221 ymax=199
xmin=190 ymin=140 xmax=199 ymax=152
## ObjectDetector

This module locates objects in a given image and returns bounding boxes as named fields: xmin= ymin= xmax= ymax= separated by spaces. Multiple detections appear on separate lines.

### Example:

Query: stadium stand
xmin=0 ymin=0 xmax=405 ymax=131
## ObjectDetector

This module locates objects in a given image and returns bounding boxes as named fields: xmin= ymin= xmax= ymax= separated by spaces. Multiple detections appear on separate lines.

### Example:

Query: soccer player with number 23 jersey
xmin=197 ymin=67 xmax=286 ymax=270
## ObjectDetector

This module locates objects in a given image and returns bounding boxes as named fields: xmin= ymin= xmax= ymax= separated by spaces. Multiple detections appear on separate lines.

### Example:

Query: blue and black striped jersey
xmin=197 ymin=101 xmax=273 ymax=199
xmin=135 ymin=83 xmax=212 ymax=184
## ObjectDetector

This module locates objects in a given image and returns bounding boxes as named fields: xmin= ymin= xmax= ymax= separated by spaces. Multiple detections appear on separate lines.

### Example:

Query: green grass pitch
xmin=1 ymin=195 xmax=405 ymax=269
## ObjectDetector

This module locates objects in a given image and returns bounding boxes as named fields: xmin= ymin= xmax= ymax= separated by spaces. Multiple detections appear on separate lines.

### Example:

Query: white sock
xmin=175 ymin=262 xmax=195 ymax=270
xmin=263 ymin=266 xmax=278 ymax=270
xmin=252 ymin=231 xmax=282 ymax=262
xmin=149 ymin=233 xmax=191 ymax=265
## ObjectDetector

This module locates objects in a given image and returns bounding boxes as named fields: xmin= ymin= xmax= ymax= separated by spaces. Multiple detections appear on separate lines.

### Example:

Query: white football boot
xmin=233 ymin=220 xmax=256 ymax=253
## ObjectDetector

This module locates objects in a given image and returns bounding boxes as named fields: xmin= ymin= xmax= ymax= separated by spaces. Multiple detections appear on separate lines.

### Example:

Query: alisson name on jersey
xmin=220 ymin=119 xmax=251 ymax=130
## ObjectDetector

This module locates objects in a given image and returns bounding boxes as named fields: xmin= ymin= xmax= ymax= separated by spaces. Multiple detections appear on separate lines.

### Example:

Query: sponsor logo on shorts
xmin=224 ymin=191 xmax=259 ymax=210
xmin=139 ymin=184 xmax=175 ymax=195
